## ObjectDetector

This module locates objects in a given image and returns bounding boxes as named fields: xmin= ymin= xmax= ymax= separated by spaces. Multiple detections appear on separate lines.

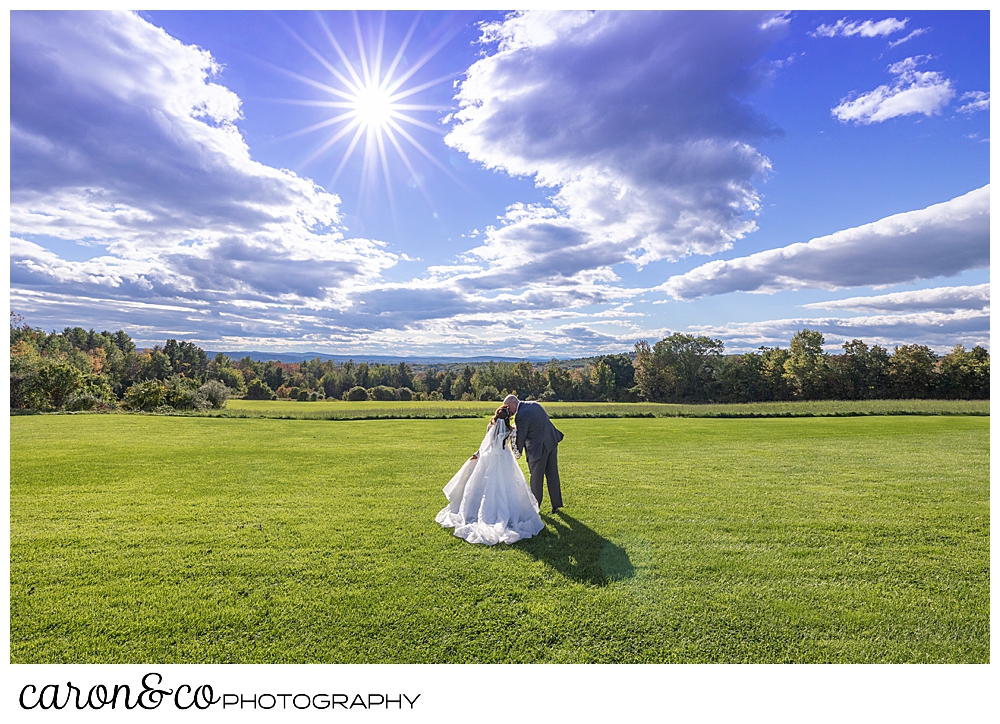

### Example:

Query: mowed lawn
xmin=10 ymin=414 xmax=989 ymax=663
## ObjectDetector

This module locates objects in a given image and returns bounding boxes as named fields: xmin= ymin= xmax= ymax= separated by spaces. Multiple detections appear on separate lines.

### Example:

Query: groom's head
xmin=503 ymin=395 xmax=519 ymax=416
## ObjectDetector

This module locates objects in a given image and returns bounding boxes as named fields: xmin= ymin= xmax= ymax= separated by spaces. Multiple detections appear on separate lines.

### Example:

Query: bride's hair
xmin=492 ymin=406 xmax=512 ymax=448
xmin=491 ymin=406 xmax=511 ymax=425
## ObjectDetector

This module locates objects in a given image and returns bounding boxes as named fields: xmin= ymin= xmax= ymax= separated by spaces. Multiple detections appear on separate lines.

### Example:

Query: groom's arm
xmin=515 ymin=410 xmax=530 ymax=455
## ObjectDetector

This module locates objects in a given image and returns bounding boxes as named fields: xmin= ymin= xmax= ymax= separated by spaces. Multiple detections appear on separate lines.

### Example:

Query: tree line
xmin=9 ymin=314 xmax=988 ymax=412
xmin=633 ymin=329 xmax=989 ymax=402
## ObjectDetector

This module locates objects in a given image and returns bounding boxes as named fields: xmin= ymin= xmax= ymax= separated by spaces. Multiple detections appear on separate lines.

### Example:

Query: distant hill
xmin=204 ymin=351 xmax=554 ymax=365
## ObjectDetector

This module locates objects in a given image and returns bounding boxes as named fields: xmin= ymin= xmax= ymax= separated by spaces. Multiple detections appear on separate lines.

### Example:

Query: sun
xmin=352 ymin=85 xmax=395 ymax=131
xmin=267 ymin=11 xmax=463 ymax=212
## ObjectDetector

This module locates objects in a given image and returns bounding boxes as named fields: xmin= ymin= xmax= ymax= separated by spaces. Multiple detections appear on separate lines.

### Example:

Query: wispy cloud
xmin=802 ymin=284 xmax=989 ymax=313
xmin=958 ymin=91 xmax=990 ymax=114
xmin=812 ymin=17 xmax=908 ymax=39
xmin=659 ymin=186 xmax=989 ymax=299
xmin=832 ymin=55 xmax=955 ymax=124
xmin=888 ymin=27 xmax=929 ymax=48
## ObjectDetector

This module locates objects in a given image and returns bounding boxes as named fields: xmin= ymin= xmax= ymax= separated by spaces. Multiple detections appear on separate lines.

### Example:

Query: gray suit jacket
xmin=514 ymin=400 xmax=564 ymax=463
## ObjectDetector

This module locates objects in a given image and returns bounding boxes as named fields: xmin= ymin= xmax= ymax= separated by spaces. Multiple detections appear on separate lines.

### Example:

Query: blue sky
xmin=9 ymin=10 xmax=990 ymax=357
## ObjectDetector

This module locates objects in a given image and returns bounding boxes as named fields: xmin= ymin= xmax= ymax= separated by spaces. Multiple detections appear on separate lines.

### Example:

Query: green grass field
xmin=10 ymin=413 xmax=989 ymax=663
xmin=210 ymin=398 xmax=989 ymax=420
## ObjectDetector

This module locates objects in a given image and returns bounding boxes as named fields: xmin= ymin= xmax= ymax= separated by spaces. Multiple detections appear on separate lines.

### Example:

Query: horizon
xmin=10 ymin=11 xmax=989 ymax=357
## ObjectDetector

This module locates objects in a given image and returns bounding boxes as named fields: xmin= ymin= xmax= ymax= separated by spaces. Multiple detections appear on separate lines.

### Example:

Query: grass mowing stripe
xmin=216 ymin=398 xmax=992 ymax=419
xmin=17 ymin=398 xmax=986 ymax=421
xmin=10 ymin=415 xmax=988 ymax=663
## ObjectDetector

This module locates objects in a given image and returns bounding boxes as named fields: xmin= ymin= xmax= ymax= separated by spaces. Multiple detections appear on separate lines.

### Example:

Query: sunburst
xmin=266 ymin=11 xmax=464 ymax=215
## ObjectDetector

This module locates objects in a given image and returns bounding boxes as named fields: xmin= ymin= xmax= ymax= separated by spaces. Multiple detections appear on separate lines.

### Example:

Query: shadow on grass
xmin=516 ymin=512 xmax=634 ymax=586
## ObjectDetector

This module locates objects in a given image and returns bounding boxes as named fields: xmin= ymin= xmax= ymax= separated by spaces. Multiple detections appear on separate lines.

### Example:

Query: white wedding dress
xmin=435 ymin=419 xmax=544 ymax=545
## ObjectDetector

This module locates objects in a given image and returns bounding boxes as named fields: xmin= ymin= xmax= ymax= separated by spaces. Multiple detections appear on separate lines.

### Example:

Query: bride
xmin=435 ymin=406 xmax=544 ymax=545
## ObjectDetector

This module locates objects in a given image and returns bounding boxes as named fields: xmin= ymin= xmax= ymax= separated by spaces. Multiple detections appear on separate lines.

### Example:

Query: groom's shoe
xmin=551 ymin=505 xmax=562 ymax=514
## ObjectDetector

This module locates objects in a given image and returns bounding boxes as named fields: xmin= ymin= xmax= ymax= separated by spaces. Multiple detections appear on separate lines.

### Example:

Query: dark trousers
xmin=528 ymin=446 xmax=562 ymax=510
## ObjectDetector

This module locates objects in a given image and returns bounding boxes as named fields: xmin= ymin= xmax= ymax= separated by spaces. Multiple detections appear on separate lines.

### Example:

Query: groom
xmin=504 ymin=394 xmax=564 ymax=513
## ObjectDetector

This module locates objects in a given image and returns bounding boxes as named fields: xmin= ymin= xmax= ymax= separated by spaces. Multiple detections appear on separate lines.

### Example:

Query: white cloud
xmin=802 ymin=284 xmax=989 ymax=313
xmin=832 ymin=55 xmax=955 ymax=124
xmin=888 ymin=28 xmax=929 ymax=48
xmin=443 ymin=10 xmax=789 ymax=289
xmin=11 ymin=237 xmax=145 ymax=289
xmin=10 ymin=10 xmax=397 ymax=306
xmin=477 ymin=9 xmax=593 ymax=51
xmin=812 ymin=17 xmax=908 ymax=39
xmin=660 ymin=186 xmax=989 ymax=300
xmin=958 ymin=91 xmax=990 ymax=114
